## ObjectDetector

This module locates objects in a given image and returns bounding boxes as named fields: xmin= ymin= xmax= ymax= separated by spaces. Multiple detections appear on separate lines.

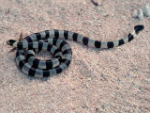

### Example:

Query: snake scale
xmin=7 ymin=25 xmax=144 ymax=77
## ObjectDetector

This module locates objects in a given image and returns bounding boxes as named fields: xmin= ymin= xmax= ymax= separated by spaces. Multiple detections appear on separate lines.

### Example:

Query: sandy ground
xmin=0 ymin=0 xmax=150 ymax=113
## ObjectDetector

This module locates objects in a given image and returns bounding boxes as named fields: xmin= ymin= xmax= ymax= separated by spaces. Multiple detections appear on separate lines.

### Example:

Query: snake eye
xmin=6 ymin=39 xmax=16 ymax=46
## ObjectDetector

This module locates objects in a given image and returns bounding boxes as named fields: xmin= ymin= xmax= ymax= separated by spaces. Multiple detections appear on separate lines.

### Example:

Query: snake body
xmin=7 ymin=25 xmax=144 ymax=77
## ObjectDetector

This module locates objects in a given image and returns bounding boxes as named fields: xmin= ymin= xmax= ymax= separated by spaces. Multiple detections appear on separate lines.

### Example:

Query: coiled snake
xmin=6 ymin=25 xmax=144 ymax=77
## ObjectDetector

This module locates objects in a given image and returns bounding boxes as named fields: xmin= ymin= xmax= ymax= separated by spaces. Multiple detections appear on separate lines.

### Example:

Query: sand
xmin=0 ymin=0 xmax=150 ymax=112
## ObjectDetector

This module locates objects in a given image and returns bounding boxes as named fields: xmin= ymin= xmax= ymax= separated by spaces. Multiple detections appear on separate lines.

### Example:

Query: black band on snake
xmin=6 ymin=25 xmax=144 ymax=77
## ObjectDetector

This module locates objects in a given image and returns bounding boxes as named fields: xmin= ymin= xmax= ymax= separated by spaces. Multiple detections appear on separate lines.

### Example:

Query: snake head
xmin=6 ymin=39 xmax=19 ymax=52
xmin=6 ymin=39 xmax=18 ymax=47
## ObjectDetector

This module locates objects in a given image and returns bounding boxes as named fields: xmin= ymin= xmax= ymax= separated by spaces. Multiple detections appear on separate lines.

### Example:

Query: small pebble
xmin=91 ymin=0 xmax=99 ymax=6
xmin=143 ymin=5 xmax=150 ymax=17
xmin=102 ymin=105 xmax=105 ymax=109
xmin=138 ymin=8 xmax=144 ymax=21
xmin=132 ymin=9 xmax=138 ymax=18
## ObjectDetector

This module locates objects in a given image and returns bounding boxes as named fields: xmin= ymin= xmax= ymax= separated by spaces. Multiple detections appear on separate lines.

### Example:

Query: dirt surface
xmin=0 ymin=0 xmax=150 ymax=113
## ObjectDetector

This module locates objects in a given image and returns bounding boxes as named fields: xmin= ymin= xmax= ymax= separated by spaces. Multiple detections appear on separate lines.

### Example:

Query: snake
xmin=6 ymin=25 xmax=144 ymax=77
